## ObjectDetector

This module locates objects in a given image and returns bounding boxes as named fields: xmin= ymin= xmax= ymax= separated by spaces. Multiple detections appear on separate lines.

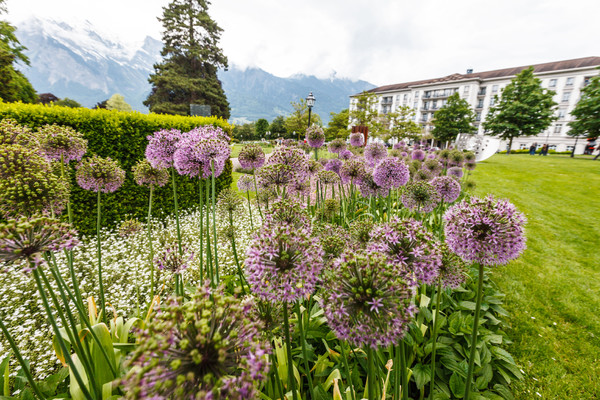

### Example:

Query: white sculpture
xmin=455 ymin=134 xmax=500 ymax=162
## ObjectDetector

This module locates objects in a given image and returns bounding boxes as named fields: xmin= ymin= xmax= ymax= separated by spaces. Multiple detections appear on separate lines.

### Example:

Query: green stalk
xmin=228 ymin=211 xmax=247 ymax=293
xmin=199 ymin=180 xmax=204 ymax=282
xmin=252 ymin=173 xmax=264 ymax=220
xmin=245 ymin=189 xmax=254 ymax=230
xmin=0 ymin=317 xmax=46 ymax=399
xmin=171 ymin=167 xmax=183 ymax=256
xmin=400 ymin=341 xmax=409 ymax=400
xmin=428 ymin=278 xmax=443 ymax=400
xmin=270 ymin=353 xmax=285 ymax=400
xmin=205 ymin=180 xmax=214 ymax=286
xmin=295 ymin=303 xmax=315 ymax=400
xmin=464 ymin=263 xmax=485 ymax=400
xmin=394 ymin=344 xmax=401 ymax=400
xmin=340 ymin=342 xmax=356 ymax=400
xmin=366 ymin=347 xmax=375 ymax=400
xmin=147 ymin=186 xmax=155 ymax=298
xmin=96 ymin=190 xmax=106 ymax=323
xmin=211 ymin=162 xmax=219 ymax=284
xmin=282 ymin=303 xmax=298 ymax=400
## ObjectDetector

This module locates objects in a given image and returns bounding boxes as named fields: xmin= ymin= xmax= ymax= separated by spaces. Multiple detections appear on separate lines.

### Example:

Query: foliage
xmin=0 ymin=102 xmax=232 ymax=233
xmin=384 ymin=105 xmax=422 ymax=142
xmin=269 ymin=115 xmax=287 ymax=137
xmin=349 ymin=90 xmax=378 ymax=129
xmin=483 ymin=67 xmax=557 ymax=153
xmin=567 ymin=71 xmax=600 ymax=138
xmin=144 ymin=0 xmax=230 ymax=119
xmin=54 ymin=98 xmax=82 ymax=108
xmin=232 ymin=121 xmax=256 ymax=141
xmin=325 ymin=108 xmax=350 ymax=140
xmin=284 ymin=98 xmax=322 ymax=139
xmin=432 ymin=93 xmax=477 ymax=143
xmin=38 ymin=93 xmax=59 ymax=104
xmin=255 ymin=118 xmax=269 ymax=138
xmin=106 ymin=94 xmax=132 ymax=112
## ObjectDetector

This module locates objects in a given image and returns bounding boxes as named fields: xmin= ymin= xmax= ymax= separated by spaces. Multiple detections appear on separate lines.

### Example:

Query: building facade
xmin=350 ymin=57 xmax=600 ymax=152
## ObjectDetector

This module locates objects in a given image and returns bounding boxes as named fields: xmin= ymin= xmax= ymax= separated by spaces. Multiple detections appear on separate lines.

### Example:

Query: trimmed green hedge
xmin=0 ymin=102 xmax=233 ymax=234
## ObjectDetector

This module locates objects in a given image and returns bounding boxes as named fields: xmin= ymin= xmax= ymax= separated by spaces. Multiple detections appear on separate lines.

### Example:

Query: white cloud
xmin=6 ymin=0 xmax=600 ymax=86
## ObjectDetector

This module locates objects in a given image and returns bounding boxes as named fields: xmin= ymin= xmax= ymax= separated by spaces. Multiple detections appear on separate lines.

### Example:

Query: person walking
xmin=529 ymin=143 xmax=537 ymax=155
xmin=541 ymin=144 xmax=549 ymax=156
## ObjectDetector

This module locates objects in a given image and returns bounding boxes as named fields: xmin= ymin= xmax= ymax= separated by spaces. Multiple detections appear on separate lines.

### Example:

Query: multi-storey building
xmin=349 ymin=56 xmax=600 ymax=152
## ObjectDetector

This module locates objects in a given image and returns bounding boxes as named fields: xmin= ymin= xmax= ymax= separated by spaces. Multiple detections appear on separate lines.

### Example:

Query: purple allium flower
xmin=321 ymin=251 xmax=416 ymax=349
xmin=312 ymin=222 xmax=349 ymax=261
xmin=393 ymin=142 xmax=405 ymax=150
xmin=196 ymin=138 xmax=231 ymax=178
xmin=339 ymin=149 xmax=354 ymax=160
xmin=187 ymin=125 xmax=231 ymax=142
xmin=411 ymin=149 xmax=426 ymax=161
xmin=465 ymin=161 xmax=477 ymax=171
xmin=257 ymin=163 xmax=296 ymax=188
xmin=0 ymin=215 xmax=79 ymax=270
xmin=328 ymin=138 xmax=347 ymax=154
xmin=372 ymin=157 xmax=410 ymax=189
xmin=76 ymin=155 xmax=125 ymax=193
xmin=438 ymin=149 xmax=451 ymax=166
xmin=447 ymin=167 xmax=464 ymax=179
xmin=364 ymin=142 xmax=387 ymax=167
xmin=319 ymin=158 xmax=329 ymax=166
xmin=317 ymin=170 xmax=340 ymax=185
xmin=401 ymin=181 xmax=441 ymax=213
xmin=172 ymin=130 xmax=206 ymax=178
xmin=464 ymin=152 xmax=476 ymax=162
xmin=349 ymin=132 xmax=364 ymax=147
xmin=426 ymin=152 xmax=437 ymax=160
xmin=359 ymin=170 xmax=387 ymax=198
xmin=308 ymin=159 xmax=324 ymax=176
xmin=145 ymin=129 xmax=181 ymax=169
xmin=281 ymin=139 xmax=296 ymax=147
xmin=438 ymin=243 xmax=467 ymax=289
xmin=118 ymin=219 xmax=143 ymax=238
xmin=448 ymin=150 xmax=465 ymax=167
xmin=319 ymin=198 xmax=341 ymax=220
xmin=422 ymin=159 xmax=443 ymax=176
xmin=132 ymin=159 xmax=169 ymax=188
xmin=288 ymin=179 xmax=311 ymax=198
xmin=123 ymin=284 xmax=270 ymax=400
xmin=340 ymin=158 xmax=367 ymax=185
xmin=349 ymin=218 xmax=374 ymax=249
xmin=238 ymin=143 xmax=266 ymax=170
xmin=246 ymin=223 xmax=324 ymax=303
xmin=431 ymin=176 xmax=461 ymax=203
xmin=256 ymin=186 xmax=278 ymax=209
xmin=368 ymin=217 xmax=442 ymax=285
xmin=37 ymin=124 xmax=87 ymax=163
xmin=401 ymin=151 xmax=408 ymax=158
xmin=154 ymin=243 xmax=194 ymax=274
xmin=0 ymin=118 xmax=37 ymax=147
xmin=306 ymin=125 xmax=326 ymax=148
xmin=412 ymin=169 xmax=432 ymax=182
xmin=325 ymin=158 xmax=343 ymax=175
xmin=267 ymin=147 xmax=309 ymax=180
xmin=443 ymin=195 xmax=527 ymax=266
xmin=237 ymin=174 xmax=256 ymax=192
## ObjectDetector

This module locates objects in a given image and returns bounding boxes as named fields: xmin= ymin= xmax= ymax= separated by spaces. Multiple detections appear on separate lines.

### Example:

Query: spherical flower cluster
xmin=411 ymin=149 xmax=426 ymax=161
xmin=37 ymin=124 xmax=87 ymax=163
xmin=288 ymin=179 xmax=311 ymax=198
xmin=438 ymin=243 xmax=467 ymax=289
xmin=237 ymin=175 xmax=256 ymax=192
xmin=401 ymin=181 xmax=441 ymax=213
xmin=267 ymin=147 xmax=309 ymax=180
xmin=264 ymin=197 xmax=311 ymax=230
xmin=0 ymin=215 xmax=79 ymax=271
xmin=325 ymin=158 xmax=343 ymax=175
xmin=256 ymin=187 xmax=277 ymax=208
xmin=412 ymin=169 xmax=432 ymax=182
xmin=349 ymin=132 xmax=364 ymax=147
xmin=238 ymin=144 xmax=266 ymax=170
xmin=154 ymin=244 xmax=193 ymax=274
xmin=307 ymin=159 xmax=324 ymax=176
xmin=317 ymin=170 xmax=340 ymax=185
xmin=340 ymin=158 xmax=366 ymax=185
xmin=306 ymin=125 xmax=326 ymax=148
xmin=246 ymin=223 xmax=324 ymax=303
xmin=132 ymin=159 xmax=169 ymax=188
xmin=422 ymin=159 xmax=443 ymax=176
xmin=465 ymin=161 xmax=477 ymax=171
xmin=443 ymin=195 xmax=527 ymax=266
xmin=368 ymin=217 xmax=442 ymax=285
xmin=372 ymin=157 xmax=409 ymax=189
xmin=319 ymin=198 xmax=341 ymax=220
xmin=321 ymin=251 xmax=416 ymax=349
xmin=447 ymin=166 xmax=464 ymax=180
xmin=448 ymin=150 xmax=465 ymax=167
xmin=0 ymin=118 xmax=37 ymax=147
xmin=76 ymin=155 xmax=125 ymax=193
xmin=431 ymin=176 xmax=461 ymax=203
xmin=196 ymin=138 xmax=231 ymax=178
xmin=187 ymin=125 xmax=231 ymax=142
xmin=216 ymin=188 xmax=244 ymax=218
xmin=328 ymin=138 xmax=347 ymax=154
xmin=359 ymin=171 xmax=387 ymax=198
xmin=364 ymin=142 xmax=387 ymax=167
xmin=393 ymin=142 xmax=405 ymax=150
xmin=339 ymin=149 xmax=354 ymax=160
xmin=118 ymin=219 xmax=144 ymax=238
xmin=349 ymin=218 xmax=374 ymax=249
xmin=312 ymin=223 xmax=348 ymax=261
xmin=172 ymin=130 xmax=206 ymax=178
xmin=145 ymin=129 xmax=182 ymax=169
xmin=257 ymin=163 xmax=296 ymax=188
xmin=123 ymin=285 xmax=270 ymax=400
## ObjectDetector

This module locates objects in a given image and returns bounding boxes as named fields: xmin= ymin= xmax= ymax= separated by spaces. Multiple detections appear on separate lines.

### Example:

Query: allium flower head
xmin=431 ymin=176 xmax=461 ymax=203
xmin=359 ymin=170 xmax=387 ymax=198
xmin=257 ymin=163 xmax=296 ymax=188
xmin=145 ymin=129 xmax=182 ymax=169
xmin=76 ymin=155 xmax=125 ymax=193
xmin=328 ymin=138 xmax=347 ymax=154
xmin=37 ymin=124 xmax=87 ymax=163
xmin=308 ymin=159 xmax=324 ymax=176
xmin=306 ymin=125 xmax=326 ymax=148
xmin=444 ymin=195 xmax=527 ymax=266
xmin=464 ymin=152 xmax=476 ymax=162
xmin=288 ymin=179 xmax=311 ymax=198
xmin=123 ymin=284 xmax=270 ymax=400
xmin=267 ymin=147 xmax=309 ymax=180
xmin=187 ymin=125 xmax=230 ymax=142
xmin=118 ymin=219 xmax=144 ymax=238
xmin=447 ymin=166 xmax=464 ymax=180
xmin=132 ymin=159 xmax=169 ymax=187
xmin=264 ymin=197 xmax=311 ymax=230
xmin=364 ymin=142 xmax=387 ymax=167
xmin=216 ymin=188 xmax=244 ymax=218
xmin=448 ymin=150 xmax=465 ymax=167
xmin=312 ymin=223 xmax=348 ymax=261
xmin=173 ymin=130 xmax=206 ymax=178
xmin=372 ymin=157 xmax=410 ymax=189
xmin=393 ymin=142 xmax=405 ymax=150
xmin=238 ymin=144 xmax=266 ymax=170
xmin=438 ymin=149 xmax=451 ymax=164
xmin=368 ymin=217 xmax=442 ymax=285
xmin=321 ymin=251 xmax=416 ymax=349
xmin=318 ymin=198 xmax=340 ymax=220
xmin=325 ymin=158 xmax=343 ymax=175
xmin=412 ymin=169 xmax=432 ymax=182
xmin=246 ymin=223 xmax=324 ymax=303
xmin=401 ymin=181 xmax=441 ymax=213
xmin=197 ymin=138 xmax=230 ymax=178
xmin=317 ymin=170 xmax=340 ymax=185
xmin=422 ymin=159 xmax=443 ymax=176
xmin=349 ymin=132 xmax=364 ymax=147
xmin=465 ymin=161 xmax=477 ymax=171
xmin=0 ymin=118 xmax=37 ymax=147
xmin=339 ymin=149 xmax=354 ymax=160
xmin=256 ymin=186 xmax=278 ymax=209
xmin=237 ymin=175 xmax=256 ymax=192
xmin=349 ymin=218 xmax=374 ymax=249
xmin=438 ymin=243 xmax=467 ymax=289
xmin=0 ymin=215 xmax=79 ymax=270
xmin=154 ymin=243 xmax=193 ymax=274
xmin=340 ymin=158 xmax=367 ymax=184
xmin=411 ymin=149 xmax=426 ymax=161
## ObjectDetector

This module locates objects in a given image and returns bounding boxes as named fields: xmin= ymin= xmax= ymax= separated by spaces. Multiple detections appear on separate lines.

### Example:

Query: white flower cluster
xmin=0 ymin=203 xmax=258 ymax=380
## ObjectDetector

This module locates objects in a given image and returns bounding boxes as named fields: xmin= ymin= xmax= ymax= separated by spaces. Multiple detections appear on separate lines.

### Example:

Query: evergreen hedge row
xmin=0 ymin=102 xmax=233 ymax=234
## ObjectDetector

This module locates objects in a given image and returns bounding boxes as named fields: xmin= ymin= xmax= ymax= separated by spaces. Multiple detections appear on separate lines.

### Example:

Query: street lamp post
xmin=304 ymin=92 xmax=316 ymax=141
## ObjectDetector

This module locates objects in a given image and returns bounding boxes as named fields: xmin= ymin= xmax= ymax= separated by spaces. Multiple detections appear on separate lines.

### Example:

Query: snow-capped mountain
xmin=16 ymin=17 xmax=375 ymax=122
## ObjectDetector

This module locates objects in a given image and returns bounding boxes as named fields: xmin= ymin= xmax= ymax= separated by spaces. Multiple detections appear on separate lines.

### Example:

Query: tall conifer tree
xmin=145 ymin=0 xmax=230 ymax=119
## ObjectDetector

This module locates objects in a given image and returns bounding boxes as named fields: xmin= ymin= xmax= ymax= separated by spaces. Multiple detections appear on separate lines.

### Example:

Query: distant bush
xmin=0 ymin=102 xmax=233 ymax=234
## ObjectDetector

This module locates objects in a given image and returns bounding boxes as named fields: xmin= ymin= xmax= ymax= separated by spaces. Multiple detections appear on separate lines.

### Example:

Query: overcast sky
xmin=6 ymin=0 xmax=600 ymax=86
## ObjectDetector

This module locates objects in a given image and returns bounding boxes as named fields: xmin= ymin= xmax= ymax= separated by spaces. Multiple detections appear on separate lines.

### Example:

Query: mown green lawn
xmin=471 ymin=154 xmax=600 ymax=399
xmin=230 ymin=142 xmax=273 ymax=158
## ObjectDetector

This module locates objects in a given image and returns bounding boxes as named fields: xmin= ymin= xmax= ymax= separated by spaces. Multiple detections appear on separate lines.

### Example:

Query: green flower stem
xmin=464 ymin=263 xmax=485 ymax=400
xmin=394 ymin=344 xmax=401 ymax=400
xmin=282 ymin=302 xmax=298 ymax=400
xmin=96 ymin=190 xmax=106 ymax=324
xmin=366 ymin=347 xmax=376 ymax=400
xmin=199 ymin=180 xmax=204 ymax=282
xmin=245 ymin=189 xmax=254 ymax=230
xmin=228 ymin=211 xmax=248 ymax=293
xmin=0 ymin=317 xmax=46 ymax=399
xmin=400 ymin=341 xmax=409 ymax=400
xmin=32 ymin=268 xmax=96 ymax=400
xmin=171 ymin=168 xmax=183 ymax=257
xmin=428 ymin=278 xmax=443 ymax=400
xmin=340 ymin=342 xmax=357 ymax=400
xmin=314 ymin=148 xmax=319 ymax=160
xmin=294 ymin=303 xmax=315 ymax=400
xmin=147 ymin=186 xmax=155 ymax=298
xmin=270 ymin=353 xmax=285 ymax=400
xmin=205 ymin=179 xmax=214 ymax=285
xmin=252 ymin=173 xmax=264 ymax=220
xmin=211 ymin=162 xmax=219 ymax=284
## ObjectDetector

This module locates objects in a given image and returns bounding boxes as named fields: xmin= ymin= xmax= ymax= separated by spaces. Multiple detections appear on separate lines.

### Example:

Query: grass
xmin=471 ymin=154 xmax=600 ymax=399
xmin=230 ymin=142 xmax=273 ymax=158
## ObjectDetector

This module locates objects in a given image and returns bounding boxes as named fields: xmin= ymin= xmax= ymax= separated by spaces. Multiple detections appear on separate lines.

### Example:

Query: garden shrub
xmin=0 ymin=102 xmax=233 ymax=234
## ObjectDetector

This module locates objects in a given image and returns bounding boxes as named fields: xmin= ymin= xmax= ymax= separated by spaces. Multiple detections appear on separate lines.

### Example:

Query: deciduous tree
xmin=106 ymin=93 xmax=133 ymax=112
xmin=284 ymin=99 xmax=322 ymax=140
xmin=431 ymin=92 xmax=476 ymax=143
xmin=325 ymin=109 xmax=350 ymax=140
xmin=255 ymin=118 xmax=269 ymax=138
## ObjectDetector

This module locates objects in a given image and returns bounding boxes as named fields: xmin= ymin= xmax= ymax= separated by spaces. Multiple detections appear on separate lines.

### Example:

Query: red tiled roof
xmin=365 ymin=56 xmax=600 ymax=94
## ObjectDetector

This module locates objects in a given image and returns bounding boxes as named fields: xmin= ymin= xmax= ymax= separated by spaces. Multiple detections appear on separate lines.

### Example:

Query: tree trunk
xmin=570 ymin=136 xmax=578 ymax=158
xmin=507 ymin=137 xmax=513 ymax=155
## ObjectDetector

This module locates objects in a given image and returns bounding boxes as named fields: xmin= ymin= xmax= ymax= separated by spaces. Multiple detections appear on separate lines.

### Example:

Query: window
xmin=476 ymin=112 xmax=481 ymax=121
xmin=549 ymin=79 xmax=557 ymax=87
xmin=492 ymin=85 xmax=499 ymax=93
xmin=477 ymin=99 xmax=484 ymax=108
xmin=463 ymin=85 xmax=470 ymax=94
xmin=566 ymin=145 xmax=574 ymax=152
xmin=557 ymin=109 xmax=566 ymax=119
xmin=421 ymin=113 xmax=428 ymax=122
xmin=424 ymin=91 xmax=431 ymax=98
xmin=422 ymin=101 xmax=429 ymax=110
xmin=566 ymin=77 xmax=574 ymax=86
xmin=584 ymin=77 xmax=592 ymax=87
xmin=432 ymin=100 xmax=438 ymax=110
xmin=548 ymin=145 xmax=557 ymax=151
xmin=554 ymin=124 xmax=562 ymax=133
xmin=403 ymin=94 xmax=409 ymax=101
xmin=414 ymin=91 xmax=420 ymax=99
xmin=478 ymin=87 xmax=487 ymax=96
xmin=441 ymin=99 xmax=447 ymax=107
xmin=413 ymin=101 xmax=418 ymax=110
xmin=490 ymin=98 xmax=496 ymax=107
xmin=562 ymin=92 xmax=571 ymax=102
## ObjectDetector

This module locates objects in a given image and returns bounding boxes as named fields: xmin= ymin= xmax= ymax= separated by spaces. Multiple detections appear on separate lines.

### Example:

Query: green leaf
xmin=493 ymin=383 xmax=514 ymax=400
xmin=412 ymin=363 xmax=431 ymax=389
xmin=476 ymin=364 xmax=493 ymax=390
xmin=490 ymin=347 xmax=516 ymax=365
xmin=0 ymin=353 xmax=10 ymax=397
xmin=449 ymin=372 xmax=466 ymax=398
xmin=458 ymin=301 xmax=477 ymax=310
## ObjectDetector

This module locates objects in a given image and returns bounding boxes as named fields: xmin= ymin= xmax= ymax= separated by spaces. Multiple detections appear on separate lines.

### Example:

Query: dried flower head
xmin=238 ymin=144 xmax=266 ymax=170
xmin=364 ymin=142 xmax=388 ymax=167
xmin=372 ymin=157 xmax=410 ymax=189
xmin=154 ymin=244 xmax=194 ymax=274
xmin=349 ymin=132 xmax=364 ymax=147
xmin=444 ymin=195 xmax=527 ymax=266
xmin=431 ymin=176 xmax=461 ymax=203
xmin=37 ymin=124 xmax=87 ymax=163
xmin=145 ymin=129 xmax=182 ymax=169
xmin=306 ymin=125 xmax=326 ymax=148
xmin=76 ymin=155 xmax=125 ymax=193
xmin=401 ymin=181 xmax=441 ymax=213
xmin=328 ymin=138 xmax=347 ymax=154
xmin=132 ymin=159 xmax=169 ymax=188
